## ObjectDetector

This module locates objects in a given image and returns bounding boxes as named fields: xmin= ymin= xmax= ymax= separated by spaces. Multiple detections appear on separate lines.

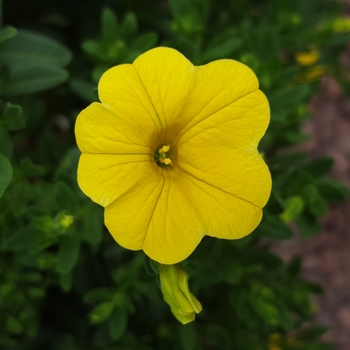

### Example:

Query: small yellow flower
xmin=295 ymin=50 xmax=320 ymax=67
xmin=295 ymin=65 xmax=327 ymax=83
xmin=158 ymin=263 xmax=202 ymax=324
xmin=75 ymin=47 xmax=271 ymax=264
xmin=268 ymin=334 xmax=282 ymax=350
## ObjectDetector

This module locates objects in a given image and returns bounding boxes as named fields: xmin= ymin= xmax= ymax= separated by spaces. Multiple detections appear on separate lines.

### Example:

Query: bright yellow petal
xmin=177 ymin=89 xmax=269 ymax=150
xmin=105 ymin=169 xmax=204 ymax=263
xmin=171 ymin=165 xmax=264 ymax=240
xmin=172 ymin=59 xmax=260 ymax=144
xmin=174 ymin=90 xmax=271 ymax=209
xmin=78 ymin=153 xmax=159 ymax=207
xmin=75 ymin=102 xmax=154 ymax=154
xmin=105 ymin=158 xmax=266 ymax=264
xmin=132 ymin=47 xmax=196 ymax=143
xmin=104 ymin=170 xmax=167 ymax=252
xmin=98 ymin=63 xmax=163 ymax=137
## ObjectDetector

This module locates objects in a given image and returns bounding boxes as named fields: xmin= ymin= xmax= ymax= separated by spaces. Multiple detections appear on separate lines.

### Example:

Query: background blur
xmin=1 ymin=0 xmax=350 ymax=349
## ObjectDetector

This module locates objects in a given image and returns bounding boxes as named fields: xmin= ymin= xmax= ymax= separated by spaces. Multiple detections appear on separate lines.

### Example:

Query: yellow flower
xmin=295 ymin=50 xmax=320 ymax=67
xmin=157 ymin=263 xmax=202 ymax=324
xmin=295 ymin=65 xmax=327 ymax=83
xmin=75 ymin=47 xmax=271 ymax=264
xmin=268 ymin=334 xmax=282 ymax=350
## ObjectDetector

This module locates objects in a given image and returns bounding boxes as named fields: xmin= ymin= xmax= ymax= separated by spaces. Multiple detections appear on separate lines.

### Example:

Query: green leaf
xmin=129 ymin=32 xmax=158 ymax=57
xmin=4 ymin=65 xmax=69 ymax=95
xmin=203 ymin=29 xmax=243 ymax=62
xmin=84 ymin=288 xmax=114 ymax=304
xmin=27 ymin=287 xmax=46 ymax=298
xmin=0 ymin=26 xmax=18 ymax=45
xmin=55 ymin=181 xmax=79 ymax=213
xmin=301 ymin=157 xmax=334 ymax=177
xmin=6 ymin=224 xmax=55 ymax=253
xmin=81 ymin=39 xmax=105 ymax=62
xmin=268 ymin=85 xmax=311 ymax=113
xmin=169 ymin=0 xmax=194 ymax=19
xmin=109 ymin=307 xmax=128 ymax=340
xmin=0 ymin=129 xmax=13 ymax=159
xmin=6 ymin=316 xmax=23 ymax=335
xmin=0 ymin=64 xmax=11 ymax=91
xmin=303 ymin=184 xmax=327 ymax=217
xmin=0 ymin=29 xmax=72 ymax=71
xmin=121 ymin=13 xmax=138 ymax=40
xmin=81 ymin=208 xmax=103 ymax=244
xmin=91 ymin=65 xmax=108 ymax=83
xmin=316 ymin=178 xmax=350 ymax=203
xmin=0 ymin=152 xmax=12 ymax=198
xmin=276 ymin=302 xmax=294 ymax=331
xmin=57 ymin=233 xmax=81 ymax=273
xmin=297 ymin=213 xmax=322 ymax=239
xmin=89 ymin=301 xmax=114 ymax=324
xmin=281 ymin=170 xmax=314 ymax=197
xmin=0 ymin=103 xmax=25 ymax=131
xmin=252 ymin=298 xmax=279 ymax=326
xmin=60 ymin=273 xmax=73 ymax=293
xmin=69 ymin=79 xmax=98 ymax=103
xmin=255 ymin=213 xmax=294 ymax=239
xmin=270 ymin=152 xmax=309 ymax=174
xmin=20 ymin=158 xmax=45 ymax=176
xmin=101 ymin=7 xmax=120 ymax=43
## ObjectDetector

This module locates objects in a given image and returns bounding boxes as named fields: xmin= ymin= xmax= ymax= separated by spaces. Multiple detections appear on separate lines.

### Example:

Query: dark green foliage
xmin=0 ymin=0 xmax=349 ymax=349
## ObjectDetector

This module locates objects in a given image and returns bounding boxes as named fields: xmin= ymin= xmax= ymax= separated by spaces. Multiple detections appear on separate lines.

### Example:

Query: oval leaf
xmin=0 ymin=152 xmax=13 ymax=198
xmin=0 ymin=29 xmax=72 ymax=71
xmin=4 ymin=65 xmax=69 ymax=95
xmin=57 ymin=233 xmax=81 ymax=273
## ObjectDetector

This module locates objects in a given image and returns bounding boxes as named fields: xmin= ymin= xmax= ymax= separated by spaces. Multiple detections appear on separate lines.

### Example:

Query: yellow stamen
xmin=163 ymin=158 xmax=172 ymax=165
xmin=159 ymin=157 xmax=172 ymax=165
xmin=159 ymin=145 xmax=170 ymax=153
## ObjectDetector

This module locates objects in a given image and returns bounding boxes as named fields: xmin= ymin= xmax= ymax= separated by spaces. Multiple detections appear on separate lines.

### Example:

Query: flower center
xmin=155 ymin=145 xmax=172 ymax=167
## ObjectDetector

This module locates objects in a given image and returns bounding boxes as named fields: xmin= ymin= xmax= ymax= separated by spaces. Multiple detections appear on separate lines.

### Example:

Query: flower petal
xmin=132 ymin=47 xmax=196 ymax=142
xmin=105 ymin=159 xmax=265 ymax=264
xmin=173 ymin=59 xmax=260 ymax=144
xmin=177 ymin=89 xmax=269 ymax=150
xmin=78 ymin=153 xmax=159 ymax=207
xmin=75 ymin=102 xmax=154 ymax=154
xmin=105 ymin=170 xmax=204 ymax=264
xmin=98 ymin=63 xmax=164 ymax=146
xmin=175 ymin=90 xmax=271 ymax=208
xmin=98 ymin=64 xmax=162 ymax=127
xmin=170 ymin=165 xmax=264 ymax=240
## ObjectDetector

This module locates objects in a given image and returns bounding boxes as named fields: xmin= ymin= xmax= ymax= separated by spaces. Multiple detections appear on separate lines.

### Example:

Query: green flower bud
xmin=157 ymin=263 xmax=202 ymax=325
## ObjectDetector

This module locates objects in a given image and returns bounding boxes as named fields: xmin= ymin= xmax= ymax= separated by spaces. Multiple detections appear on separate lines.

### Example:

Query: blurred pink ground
xmin=272 ymin=69 xmax=350 ymax=349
